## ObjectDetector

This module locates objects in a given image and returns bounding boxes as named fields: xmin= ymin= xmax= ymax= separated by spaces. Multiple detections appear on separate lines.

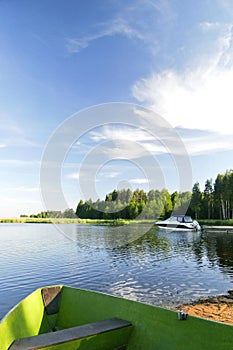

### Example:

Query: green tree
xmin=190 ymin=182 xmax=202 ymax=219
xmin=160 ymin=189 xmax=172 ymax=218
xmin=203 ymin=179 xmax=213 ymax=219
xmin=171 ymin=191 xmax=178 ymax=209
xmin=214 ymin=174 xmax=225 ymax=219
xmin=63 ymin=208 xmax=76 ymax=218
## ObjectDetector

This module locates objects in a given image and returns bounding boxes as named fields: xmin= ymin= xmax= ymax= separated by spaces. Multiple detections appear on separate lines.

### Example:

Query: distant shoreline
xmin=0 ymin=218 xmax=156 ymax=225
xmin=1 ymin=217 xmax=233 ymax=227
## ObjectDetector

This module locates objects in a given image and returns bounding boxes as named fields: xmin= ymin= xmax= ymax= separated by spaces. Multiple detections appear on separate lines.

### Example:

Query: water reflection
xmin=71 ymin=224 xmax=156 ymax=248
xmin=106 ymin=227 xmax=172 ymax=265
xmin=71 ymin=224 xmax=233 ymax=305
xmin=71 ymin=224 xmax=233 ymax=282
xmin=0 ymin=224 xmax=233 ymax=320
xmin=212 ymin=234 xmax=233 ymax=270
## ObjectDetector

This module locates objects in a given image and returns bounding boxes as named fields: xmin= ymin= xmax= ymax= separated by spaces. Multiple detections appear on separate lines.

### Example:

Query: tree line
xmin=76 ymin=188 xmax=191 ymax=220
xmin=76 ymin=169 xmax=233 ymax=220
xmin=22 ymin=169 xmax=233 ymax=220
xmin=20 ymin=209 xmax=76 ymax=219
xmin=190 ymin=169 xmax=233 ymax=220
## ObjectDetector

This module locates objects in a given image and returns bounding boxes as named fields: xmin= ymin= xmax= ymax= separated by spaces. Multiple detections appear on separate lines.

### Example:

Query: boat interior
xmin=1 ymin=285 xmax=232 ymax=350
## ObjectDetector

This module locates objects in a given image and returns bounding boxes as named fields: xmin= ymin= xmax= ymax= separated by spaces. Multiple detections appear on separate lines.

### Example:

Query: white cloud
xmin=140 ymin=141 xmax=170 ymax=154
xmin=200 ymin=21 xmax=221 ymax=31
xmin=0 ymin=159 xmax=40 ymax=167
xmin=100 ymin=141 xmax=147 ymax=160
xmin=0 ymin=186 xmax=39 ymax=193
xmin=101 ymin=171 xmax=121 ymax=179
xmin=184 ymin=134 xmax=233 ymax=155
xmin=87 ymin=124 xmax=189 ymax=158
xmin=66 ymin=17 xmax=145 ymax=53
xmin=130 ymin=178 xmax=148 ymax=184
xmin=132 ymin=25 xmax=233 ymax=136
xmin=65 ymin=0 xmax=174 ymax=55
xmin=66 ymin=172 xmax=79 ymax=180
xmin=89 ymin=125 xmax=154 ymax=143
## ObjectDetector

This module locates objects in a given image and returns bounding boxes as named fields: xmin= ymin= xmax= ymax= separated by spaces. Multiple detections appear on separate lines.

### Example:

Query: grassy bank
xmin=2 ymin=217 xmax=233 ymax=226
xmin=0 ymin=217 xmax=156 ymax=225
xmin=198 ymin=219 xmax=233 ymax=226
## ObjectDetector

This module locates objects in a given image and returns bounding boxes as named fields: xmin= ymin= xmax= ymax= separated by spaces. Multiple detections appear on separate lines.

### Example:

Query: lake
xmin=0 ymin=223 xmax=233 ymax=320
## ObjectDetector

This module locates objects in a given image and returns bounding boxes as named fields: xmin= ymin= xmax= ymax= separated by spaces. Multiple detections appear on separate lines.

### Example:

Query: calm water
xmin=0 ymin=223 xmax=233 ymax=320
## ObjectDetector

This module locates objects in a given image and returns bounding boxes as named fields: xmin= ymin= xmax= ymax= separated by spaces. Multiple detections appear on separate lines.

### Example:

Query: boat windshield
xmin=183 ymin=216 xmax=193 ymax=223
xmin=166 ymin=216 xmax=176 ymax=221
xmin=165 ymin=216 xmax=193 ymax=223
xmin=171 ymin=216 xmax=193 ymax=223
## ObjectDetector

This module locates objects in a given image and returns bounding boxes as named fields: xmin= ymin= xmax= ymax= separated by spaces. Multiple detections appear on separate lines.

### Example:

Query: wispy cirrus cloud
xmin=1 ymin=136 xmax=43 ymax=148
xmin=178 ymin=128 xmax=233 ymax=155
xmin=66 ymin=172 xmax=79 ymax=180
xmin=0 ymin=115 xmax=43 ymax=148
xmin=89 ymin=125 xmax=154 ymax=143
xmin=66 ymin=0 xmax=175 ymax=54
xmin=200 ymin=21 xmax=221 ymax=30
xmin=88 ymin=123 xmax=233 ymax=156
xmin=0 ymin=115 xmax=23 ymax=135
xmin=66 ymin=17 xmax=145 ymax=53
xmin=0 ymin=186 xmax=39 ymax=193
xmin=0 ymin=159 xmax=40 ymax=167
xmin=88 ymin=126 xmax=169 ymax=158
xmin=100 ymin=171 xmax=121 ymax=179
xmin=130 ymin=178 xmax=148 ymax=184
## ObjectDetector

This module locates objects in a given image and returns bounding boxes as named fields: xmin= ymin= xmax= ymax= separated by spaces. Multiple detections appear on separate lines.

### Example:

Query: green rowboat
xmin=0 ymin=285 xmax=232 ymax=349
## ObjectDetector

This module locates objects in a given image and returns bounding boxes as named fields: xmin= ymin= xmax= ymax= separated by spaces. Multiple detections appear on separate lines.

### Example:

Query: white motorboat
xmin=155 ymin=215 xmax=201 ymax=231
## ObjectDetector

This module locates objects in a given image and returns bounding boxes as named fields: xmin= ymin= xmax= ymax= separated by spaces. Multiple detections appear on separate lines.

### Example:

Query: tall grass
xmin=198 ymin=219 xmax=233 ymax=226
xmin=2 ymin=217 xmax=233 ymax=226
xmin=0 ymin=217 xmax=156 ymax=225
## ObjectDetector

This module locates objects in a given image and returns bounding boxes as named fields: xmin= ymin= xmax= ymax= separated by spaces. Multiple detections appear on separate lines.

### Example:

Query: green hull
xmin=0 ymin=285 xmax=232 ymax=349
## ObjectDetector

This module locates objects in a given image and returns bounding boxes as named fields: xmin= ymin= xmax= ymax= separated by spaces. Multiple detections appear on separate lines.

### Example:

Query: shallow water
xmin=0 ymin=223 xmax=233 ymax=320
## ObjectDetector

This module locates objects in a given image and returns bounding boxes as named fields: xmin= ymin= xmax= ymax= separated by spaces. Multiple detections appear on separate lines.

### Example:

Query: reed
xmin=0 ymin=218 xmax=156 ymax=225
xmin=199 ymin=219 xmax=233 ymax=226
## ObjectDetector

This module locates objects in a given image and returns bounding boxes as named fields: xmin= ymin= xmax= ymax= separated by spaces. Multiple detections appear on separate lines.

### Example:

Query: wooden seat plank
xmin=9 ymin=318 xmax=132 ymax=350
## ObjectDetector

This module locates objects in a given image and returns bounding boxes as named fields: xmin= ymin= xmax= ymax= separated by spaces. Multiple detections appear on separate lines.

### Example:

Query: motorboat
xmin=156 ymin=215 xmax=201 ymax=231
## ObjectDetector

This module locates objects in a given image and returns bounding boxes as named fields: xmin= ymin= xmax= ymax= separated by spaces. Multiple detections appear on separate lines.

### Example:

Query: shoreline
xmin=0 ymin=218 xmax=156 ymax=225
xmin=175 ymin=292 xmax=233 ymax=325
xmin=1 ymin=217 xmax=233 ymax=226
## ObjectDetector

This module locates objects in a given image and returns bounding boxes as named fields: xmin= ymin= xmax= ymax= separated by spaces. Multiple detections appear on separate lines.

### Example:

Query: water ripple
xmin=0 ymin=224 xmax=233 ymax=319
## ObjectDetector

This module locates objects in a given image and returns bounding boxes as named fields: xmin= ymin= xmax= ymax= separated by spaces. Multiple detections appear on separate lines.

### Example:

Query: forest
xmin=76 ymin=169 xmax=233 ymax=220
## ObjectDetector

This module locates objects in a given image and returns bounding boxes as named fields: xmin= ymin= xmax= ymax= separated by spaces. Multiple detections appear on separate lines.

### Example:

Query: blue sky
xmin=1 ymin=0 xmax=233 ymax=217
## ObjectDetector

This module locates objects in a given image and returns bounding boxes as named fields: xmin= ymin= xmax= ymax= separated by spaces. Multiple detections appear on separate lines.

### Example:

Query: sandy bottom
xmin=176 ymin=295 xmax=233 ymax=325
